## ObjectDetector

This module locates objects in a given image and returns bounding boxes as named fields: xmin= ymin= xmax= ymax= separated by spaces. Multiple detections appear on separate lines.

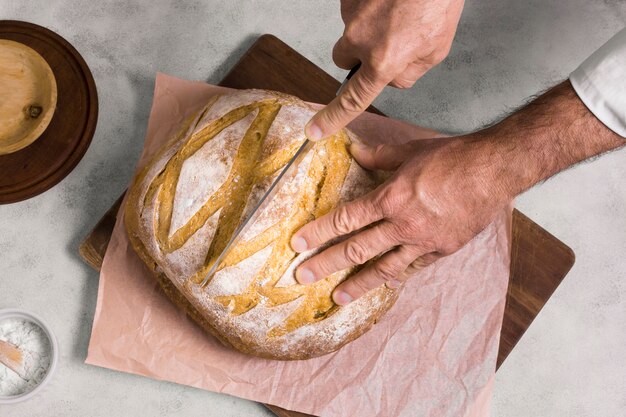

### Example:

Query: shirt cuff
xmin=570 ymin=27 xmax=626 ymax=138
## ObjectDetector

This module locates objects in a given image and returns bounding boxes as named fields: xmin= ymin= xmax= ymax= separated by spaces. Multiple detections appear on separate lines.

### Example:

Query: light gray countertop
xmin=1 ymin=1 xmax=624 ymax=416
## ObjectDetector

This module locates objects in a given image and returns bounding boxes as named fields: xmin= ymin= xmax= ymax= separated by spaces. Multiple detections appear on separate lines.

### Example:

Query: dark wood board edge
xmin=78 ymin=195 xmax=124 ymax=271
xmin=498 ymin=210 xmax=575 ymax=367
xmin=265 ymin=405 xmax=314 ymax=417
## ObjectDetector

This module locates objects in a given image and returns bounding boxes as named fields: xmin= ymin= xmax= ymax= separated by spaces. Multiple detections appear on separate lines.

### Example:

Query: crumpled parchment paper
xmin=85 ymin=73 xmax=511 ymax=417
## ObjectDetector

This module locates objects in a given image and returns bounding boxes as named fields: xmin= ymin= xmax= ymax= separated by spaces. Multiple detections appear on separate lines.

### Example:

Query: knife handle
xmin=337 ymin=63 xmax=361 ymax=96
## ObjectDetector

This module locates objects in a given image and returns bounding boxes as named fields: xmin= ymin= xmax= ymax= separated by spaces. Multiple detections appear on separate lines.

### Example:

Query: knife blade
xmin=199 ymin=64 xmax=361 ymax=286
xmin=200 ymin=139 xmax=313 ymax=286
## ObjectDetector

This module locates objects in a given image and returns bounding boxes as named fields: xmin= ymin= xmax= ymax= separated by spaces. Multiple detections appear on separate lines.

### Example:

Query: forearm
xmin=473 ymin=81 xmax=624 ymax=198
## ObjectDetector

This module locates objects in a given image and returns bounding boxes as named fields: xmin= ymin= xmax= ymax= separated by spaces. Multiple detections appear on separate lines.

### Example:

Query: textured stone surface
xmin=0 ymin=1 xmax=624 ymax=416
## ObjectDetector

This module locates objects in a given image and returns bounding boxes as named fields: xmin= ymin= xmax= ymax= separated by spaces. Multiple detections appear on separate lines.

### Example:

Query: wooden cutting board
xmin=79 ymin=34 xmax=575 ymax=417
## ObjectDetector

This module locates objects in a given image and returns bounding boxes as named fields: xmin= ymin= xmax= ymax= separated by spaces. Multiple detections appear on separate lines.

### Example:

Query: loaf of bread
xmin=124 ymin=89 xmax=399 ymax=360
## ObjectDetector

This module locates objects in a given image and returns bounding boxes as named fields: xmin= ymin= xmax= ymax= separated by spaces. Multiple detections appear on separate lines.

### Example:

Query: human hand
xmin=294 ymin=81 xmax=625 ymax=306
xmin=306 ymin=0 xmax=465 ymax=140
xmin=291 ymin=136 xmax=513 ymax=305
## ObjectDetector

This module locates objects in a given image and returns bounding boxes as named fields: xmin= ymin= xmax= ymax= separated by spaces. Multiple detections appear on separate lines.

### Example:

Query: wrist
xmin=443 ymin=136 xmax=517 ymax=206
xmin=466 ymin=81 xmax=624 ymax=199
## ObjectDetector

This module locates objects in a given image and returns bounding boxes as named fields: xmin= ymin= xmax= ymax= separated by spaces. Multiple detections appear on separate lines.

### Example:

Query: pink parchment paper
xmin=86 ymin=73 xmax=511 ymax=417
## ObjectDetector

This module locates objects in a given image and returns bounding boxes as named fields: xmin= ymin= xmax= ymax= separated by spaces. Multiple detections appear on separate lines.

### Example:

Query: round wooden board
xmin=0 ymin=20 xmax=98 ymax=204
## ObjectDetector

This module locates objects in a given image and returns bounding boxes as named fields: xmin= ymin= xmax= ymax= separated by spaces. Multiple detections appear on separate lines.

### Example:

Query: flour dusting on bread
xmin=125 ymin=89 xmax=398 ymax=359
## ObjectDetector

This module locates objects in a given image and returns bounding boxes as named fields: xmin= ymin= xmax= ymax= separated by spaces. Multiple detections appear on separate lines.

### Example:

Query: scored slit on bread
xmin=124 ymin=89 xmax=399 ymax=360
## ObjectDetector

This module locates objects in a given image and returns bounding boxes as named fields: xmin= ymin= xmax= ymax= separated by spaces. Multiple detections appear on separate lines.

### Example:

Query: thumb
xmin=305 ymin=66 xmax=388 ymax=140
xmin=349 ymin=141 xmax=415 ymax=171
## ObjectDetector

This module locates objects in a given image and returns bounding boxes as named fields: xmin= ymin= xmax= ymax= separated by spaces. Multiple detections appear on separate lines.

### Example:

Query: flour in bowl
xmin=0 ymin=318 xmax=52 ymax=396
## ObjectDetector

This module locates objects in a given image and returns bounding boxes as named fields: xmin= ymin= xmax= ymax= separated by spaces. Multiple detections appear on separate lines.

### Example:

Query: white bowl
xmin=0 ymin=308 xmax=58 ymax=404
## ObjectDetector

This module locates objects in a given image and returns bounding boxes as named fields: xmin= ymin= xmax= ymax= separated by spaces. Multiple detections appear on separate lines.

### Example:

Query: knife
xmin=337 ymin=62 xmax=361 ymax=96
xmin=200 ymin=64 xmax=362 ymax=286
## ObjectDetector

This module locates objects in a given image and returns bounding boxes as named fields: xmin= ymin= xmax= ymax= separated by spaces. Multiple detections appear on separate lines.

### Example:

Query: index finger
xmin=305 ymin=66 xmax=389 ymax=140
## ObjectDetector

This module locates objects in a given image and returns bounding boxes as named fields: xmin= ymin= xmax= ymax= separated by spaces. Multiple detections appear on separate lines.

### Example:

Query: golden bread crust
xmin=125 ymin=89 xmax=398 ymax=360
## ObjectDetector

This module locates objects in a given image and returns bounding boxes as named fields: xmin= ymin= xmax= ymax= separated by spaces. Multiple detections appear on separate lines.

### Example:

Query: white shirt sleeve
xmin=570 ymin=27 xmax=626 ymax=138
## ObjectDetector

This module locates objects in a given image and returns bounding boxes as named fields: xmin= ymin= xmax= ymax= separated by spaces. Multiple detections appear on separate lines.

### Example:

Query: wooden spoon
xmin=0 ymin=338 xmax=26 ymax=379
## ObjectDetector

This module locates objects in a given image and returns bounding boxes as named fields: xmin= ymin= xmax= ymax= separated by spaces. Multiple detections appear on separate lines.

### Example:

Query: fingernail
xmin=291 ymin=236 xmax=308 ymax=252
xmin=305 ymin=121 xmax=323 ymax=141
xmin=350 ymin=141 xmax=369 ymax=152
xmin=386 ymin=279 xmax=402 ymax=289
xmin=333 ymin=290 xmax=353 ymax=305
xmin=296 ymin=268 xmax=315 ymax=284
